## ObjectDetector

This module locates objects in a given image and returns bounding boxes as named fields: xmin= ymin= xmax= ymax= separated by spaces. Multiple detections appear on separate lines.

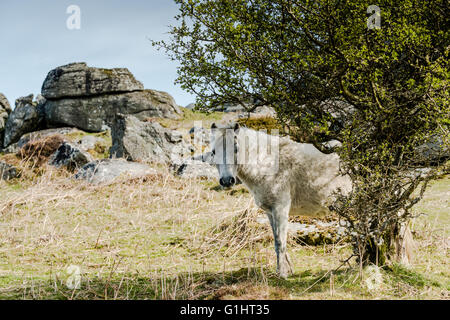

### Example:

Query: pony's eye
xmin=212 ymin=150 xmax=215 ymax=155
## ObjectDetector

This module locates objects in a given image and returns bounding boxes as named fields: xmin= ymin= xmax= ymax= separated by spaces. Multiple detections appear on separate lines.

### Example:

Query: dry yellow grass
xmin=0 ymin=161 xmax=448 ymax=300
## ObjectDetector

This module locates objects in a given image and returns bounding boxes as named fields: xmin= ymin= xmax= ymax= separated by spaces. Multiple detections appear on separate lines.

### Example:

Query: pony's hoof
xmin=278 ymin=272 xmax=289 ymax=279
xmin=277 ymin=267 xmax=292 ymax=279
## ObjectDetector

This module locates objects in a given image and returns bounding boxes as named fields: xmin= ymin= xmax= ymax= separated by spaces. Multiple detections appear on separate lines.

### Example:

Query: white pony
xmin=209 ymin=122 xmax=352 ymax=278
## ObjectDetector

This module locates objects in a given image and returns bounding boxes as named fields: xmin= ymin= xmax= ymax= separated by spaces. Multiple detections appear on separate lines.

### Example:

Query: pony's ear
xmin=211 ymin=123 xmax=217 ymax=130
xmin=233 ymin=122 xmax=240 ymax=133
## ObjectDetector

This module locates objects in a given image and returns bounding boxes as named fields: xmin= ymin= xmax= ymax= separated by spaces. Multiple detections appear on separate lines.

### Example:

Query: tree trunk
xmin=393 ymin=223 xmax=415 ymax=265
xmin=361 ymin=223 xmax=415 ymax=266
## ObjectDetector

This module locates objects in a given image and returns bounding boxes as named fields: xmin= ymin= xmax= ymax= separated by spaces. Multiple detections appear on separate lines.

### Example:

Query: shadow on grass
xmin=0 ymin=265 xmax=443 ymax=300
xmin=0 ymin=267 xmax=356 ymax=300
xmin=386 ymin=264 xmax=444 ymax=289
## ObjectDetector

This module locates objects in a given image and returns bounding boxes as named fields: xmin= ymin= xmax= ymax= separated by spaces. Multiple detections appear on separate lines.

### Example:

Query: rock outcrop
xmin=74 ymin=159 xmax=156 ymax=184
xmin=17 ymin=127 xmax=80 ymax=148
xmin=3 ymin=94 xmax=46 ymax=147
xmin=0 ymin=161 xmax=18 ymax=180
xmin=175 ymin=159 xmax=218 ymax=180
xmin=0 ymin=93 xmax=12 ymax=147
xmin=110 ymin=114 xmax=192 ymax=164
xmin=414 ymin=135 xmax=450 ymax=165
xmin=43 ymin=89 xmax=181 ymax=132
xmin=42 ymin=63 xmax=181 ymax=132
xmin=0 ymin=93 xmax=11 ymax=112
xmin=49 ymin=142 xmax=93 ymax=171
xmin=1 ymin=127 xmax=81 ymax=154
xmin=41 ymin=62 xmax=144 ymax=99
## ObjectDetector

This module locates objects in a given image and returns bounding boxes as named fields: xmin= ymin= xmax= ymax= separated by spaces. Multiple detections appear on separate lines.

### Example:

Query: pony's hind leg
xmin=269 ymin=198 xmax=293 ymax=279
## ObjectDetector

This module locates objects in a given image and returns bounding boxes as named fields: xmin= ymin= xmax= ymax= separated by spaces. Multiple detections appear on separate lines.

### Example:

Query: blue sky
xmin=0 ymin=0 xmax=195 ymax=108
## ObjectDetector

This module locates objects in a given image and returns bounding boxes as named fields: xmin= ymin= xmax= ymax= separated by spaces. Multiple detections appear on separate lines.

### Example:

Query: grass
xmin=64 ymin=130 xmax=112 ymax=159
xmin=0 ymin=160 xmax=448 ymax=300
xmin=157 ymin=108 xmax=224 ymax=131
xmin=0 ymin=112 xmax=448 ymax=300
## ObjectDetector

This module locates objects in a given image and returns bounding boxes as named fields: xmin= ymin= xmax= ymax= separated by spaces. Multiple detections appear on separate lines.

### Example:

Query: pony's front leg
xmin=269 ymin=199 xmax=293 ymax=279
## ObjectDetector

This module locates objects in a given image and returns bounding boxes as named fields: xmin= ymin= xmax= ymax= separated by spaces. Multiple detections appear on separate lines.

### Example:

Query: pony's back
xmin=278 ymin=138 xmax=351 ymax=216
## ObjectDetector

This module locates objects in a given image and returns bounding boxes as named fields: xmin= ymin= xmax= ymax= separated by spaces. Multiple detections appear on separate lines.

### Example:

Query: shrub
xmin=18 ymin=134 xmax=65 ymax=167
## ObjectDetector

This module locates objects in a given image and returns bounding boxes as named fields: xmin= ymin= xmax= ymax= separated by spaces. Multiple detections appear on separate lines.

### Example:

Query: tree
xmin=154 ymin=0 xmax=449 ymax=265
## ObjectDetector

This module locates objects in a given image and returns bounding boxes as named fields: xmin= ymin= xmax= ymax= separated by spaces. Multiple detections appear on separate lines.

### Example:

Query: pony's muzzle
xmin=219 ymin=176 xmax=236 ymax=188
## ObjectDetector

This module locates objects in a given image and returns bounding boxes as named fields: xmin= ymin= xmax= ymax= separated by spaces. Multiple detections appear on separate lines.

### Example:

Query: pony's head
xmin=210 ymin=122 xmax=240 ymax=188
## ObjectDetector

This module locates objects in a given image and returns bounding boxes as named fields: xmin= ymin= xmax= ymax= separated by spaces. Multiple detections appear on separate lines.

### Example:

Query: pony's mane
xmin=238 ymin=126 xmax=291 ymax=148
xmin=211 ymin=123 xmax=290 ymax=158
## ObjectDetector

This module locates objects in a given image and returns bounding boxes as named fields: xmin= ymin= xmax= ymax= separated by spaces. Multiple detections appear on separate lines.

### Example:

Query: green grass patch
xmin=158 ymin=108 xmax=224 ymax=130
xmin=388 ymin=264 xmax=443 ymax=289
